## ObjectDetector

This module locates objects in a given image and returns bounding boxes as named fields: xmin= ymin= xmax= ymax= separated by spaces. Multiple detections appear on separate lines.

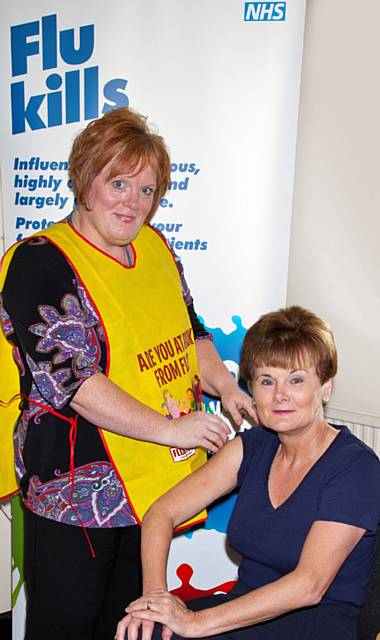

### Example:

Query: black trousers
xmin=24 ymin=508 xmax=141 ymax=640
xmin=150 ymin=582 xmax=360 ymax=640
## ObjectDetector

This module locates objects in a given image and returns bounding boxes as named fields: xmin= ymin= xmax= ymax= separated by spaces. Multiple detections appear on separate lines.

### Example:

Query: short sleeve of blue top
xmin=227 ymin=425 xmax=380 ymax=607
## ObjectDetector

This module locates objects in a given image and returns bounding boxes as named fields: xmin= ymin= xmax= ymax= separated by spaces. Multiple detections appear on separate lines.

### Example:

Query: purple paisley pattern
xmin=24 ymin=280 xmax=103 ymax=411
xmin=2 ymin=238 xmax=138 ymax=528
xmin=0 ymin=293 xmax=14 ymax=337
xmin=12 ymin=346 xmax=26 ymax=377
xmin=24 ymin=462 xmax=137 ymax=527
xmin=25 ymin=354 xmax=82 ymax=410
xmin=14 ymin=416 xmax=27 ymax=483
xmin=29 ymin=289 xmax=102 ymax=379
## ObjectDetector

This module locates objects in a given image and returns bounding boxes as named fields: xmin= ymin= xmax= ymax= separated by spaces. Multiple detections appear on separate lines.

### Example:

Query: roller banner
xmin=0 ymin=1 xmax=306 ymax=635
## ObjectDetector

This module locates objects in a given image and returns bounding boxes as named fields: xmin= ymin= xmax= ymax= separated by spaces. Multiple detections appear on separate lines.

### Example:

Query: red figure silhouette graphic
xmin=170 ymin=563 xmax=236 ymax=601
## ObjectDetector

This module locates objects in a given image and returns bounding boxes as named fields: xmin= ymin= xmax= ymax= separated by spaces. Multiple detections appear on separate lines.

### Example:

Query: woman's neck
xmin=69 ymin=209 xmax=133 ymax=266
xmin=277 ymin=420 xmax=338 ymax=468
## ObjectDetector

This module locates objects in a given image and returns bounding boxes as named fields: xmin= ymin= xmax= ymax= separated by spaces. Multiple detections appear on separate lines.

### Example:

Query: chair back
xmin=358 ymin=527 xmax=380 ymax=640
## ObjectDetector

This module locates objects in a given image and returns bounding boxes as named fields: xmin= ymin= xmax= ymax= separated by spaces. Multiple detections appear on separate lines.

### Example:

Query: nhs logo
xmin=244 ymin=2 xmax=286 ymax=22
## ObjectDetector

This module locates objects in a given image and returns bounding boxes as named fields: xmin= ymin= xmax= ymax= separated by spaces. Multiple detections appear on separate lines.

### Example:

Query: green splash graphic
xmin=11 ymin=496 xmax=24 ymax=607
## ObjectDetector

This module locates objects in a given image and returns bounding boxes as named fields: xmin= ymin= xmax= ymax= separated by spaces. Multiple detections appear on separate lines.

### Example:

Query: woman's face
xmin=78 ymin=163 xmax=157 ymax=251
xmin=252 ymin=363 xmax=331 ymax=435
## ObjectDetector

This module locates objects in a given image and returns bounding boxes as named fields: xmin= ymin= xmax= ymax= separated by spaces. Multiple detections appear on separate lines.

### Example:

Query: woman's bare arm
xmin=196 ymin=339 xmax=257 ymax=426
xmin=124 ymin=520 xmax=365 ymax=638
xmin=71 ymin=371 xmax=229 ymax=452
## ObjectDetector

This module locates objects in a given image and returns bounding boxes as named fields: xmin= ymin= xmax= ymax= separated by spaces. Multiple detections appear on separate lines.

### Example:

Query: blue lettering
xmin=11 ymin=20 xmax=40 ymax=76
xmin=46 ymin=73 xmax=62 ymax=127
xmin=65 ymin=70 xmax=80 ymax=123
xmin=9 ymin=14 xmax=129 ymax=134
xmin=42 ymin=15 xmax=57 ymax=70
xmin=244 ymin=2 xmax=286 ymax=21
xmin=60 ymin=24 xmax=94 ymax=65
xmin=84 ymin=66 xmax=99 ymax=120
xmin=102 ymin=78 xmax=129 ymax=114
xmin=11 ymin=82 xmax=45 ymax=134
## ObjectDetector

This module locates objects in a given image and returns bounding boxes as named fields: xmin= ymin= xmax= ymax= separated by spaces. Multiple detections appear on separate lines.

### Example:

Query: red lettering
xmin=137 ymin=353 xmax=149 ymax=372
xmin=154 ymin=368 xmax=166 ymax=387
xmin=174 ymin=335 xmax=184 ymax=354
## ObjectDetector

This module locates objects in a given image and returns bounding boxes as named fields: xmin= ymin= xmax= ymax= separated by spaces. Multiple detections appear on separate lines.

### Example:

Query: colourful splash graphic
xmin=186 ymin=316 xmax=247 ymax=537
xmin=170 ymin=563 xmax=235 ymax=601
xmin=12 ymin=495 xmax=24 ymax=606
xmin=200 ymin=315 xmax=246 ymax=365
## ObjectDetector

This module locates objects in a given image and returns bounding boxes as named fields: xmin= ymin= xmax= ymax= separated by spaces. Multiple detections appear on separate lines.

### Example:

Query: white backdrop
xmin=0 ymin=1 xmax=306 ymax=634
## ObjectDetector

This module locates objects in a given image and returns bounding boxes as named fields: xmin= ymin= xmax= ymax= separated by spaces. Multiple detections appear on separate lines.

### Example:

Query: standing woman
xmin=0 ymin=107 xmax=254 ymax=639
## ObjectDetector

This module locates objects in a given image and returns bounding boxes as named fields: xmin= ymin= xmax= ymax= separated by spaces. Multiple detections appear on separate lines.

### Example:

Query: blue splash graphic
xmin=204 ymin=492 xmax=237 ymax=533
xmin=200 ymin=315 xmax=246 ymax=365
xmin=185 ymin=316 xmax=247 ymax=537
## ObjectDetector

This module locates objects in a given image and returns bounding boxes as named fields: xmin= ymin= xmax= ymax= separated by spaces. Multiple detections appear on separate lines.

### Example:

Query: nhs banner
xmin=0 ymin=2 xmax=305 ymax=637
xmin=244 ymin=2 xmax=287 ymax=21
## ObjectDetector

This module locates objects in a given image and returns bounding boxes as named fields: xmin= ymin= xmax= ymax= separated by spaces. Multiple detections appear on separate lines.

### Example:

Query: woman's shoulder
xmin=237 ymin=425 xmax=278 ymax=484
xmin=240 ymin=424 xmax=278 ymax=448
xmin=5 ymin=234 xmax=73 ymax=280
xmin=2 ymin=233 xmax=77 ymax=311
xmin=332 ymin=424 xmax=380 ymax=464
xmin=323 ymin=424 xmax=380 ymax=488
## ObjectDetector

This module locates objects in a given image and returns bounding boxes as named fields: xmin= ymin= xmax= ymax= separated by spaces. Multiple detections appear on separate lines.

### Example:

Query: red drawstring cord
xmin=1 ymin=393 xmax=96 ymax=558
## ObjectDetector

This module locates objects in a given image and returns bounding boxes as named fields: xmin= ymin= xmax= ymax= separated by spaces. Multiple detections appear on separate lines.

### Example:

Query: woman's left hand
xmin=124 ymin=591 xmax=199 ymax=638
xmin=220 ymin=382 xmax=258 ymax=426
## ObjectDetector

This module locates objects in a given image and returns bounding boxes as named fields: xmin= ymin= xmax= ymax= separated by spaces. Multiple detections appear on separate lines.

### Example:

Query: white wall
xmin=0 ymin=505 xmax=11 ymax=613
xmin=287 ymin=0 xmax=380 ymax=427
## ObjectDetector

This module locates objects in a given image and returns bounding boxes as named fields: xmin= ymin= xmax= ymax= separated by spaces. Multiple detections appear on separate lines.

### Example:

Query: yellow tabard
xmin=0 ymin=244 xmax=21 ymax=499
xmin=0 ymin=223 xmax=207 ymax=525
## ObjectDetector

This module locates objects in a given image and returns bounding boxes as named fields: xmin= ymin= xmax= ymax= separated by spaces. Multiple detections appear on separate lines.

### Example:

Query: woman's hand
xmin=195 ymin=339 xmax=257 ymax=427
xmin=219 ymin=380 xmax=258 ymax=426
xmin=172 ymin=412 xmax=229 ymax=453
xmin=115 ymin=614 xmax=156 ymax=640
xmin=124 ymin=591 xmax=199 ymax=639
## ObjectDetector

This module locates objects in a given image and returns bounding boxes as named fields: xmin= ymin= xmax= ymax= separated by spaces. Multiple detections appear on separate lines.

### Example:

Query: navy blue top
xmin=227 ymin=425 xmax=380 ymax=606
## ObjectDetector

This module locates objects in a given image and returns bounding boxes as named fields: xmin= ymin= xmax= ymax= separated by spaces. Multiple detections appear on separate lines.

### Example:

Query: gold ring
xmin=146 ymin=600 xmax=152 ymax=610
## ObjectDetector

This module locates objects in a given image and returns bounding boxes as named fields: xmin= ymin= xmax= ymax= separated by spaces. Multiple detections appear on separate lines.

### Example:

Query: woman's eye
xmin=141 ymin=186 xmax=155 ymax=196
xmin=112 ymin=180 xmax=125 ymax=189
xmin=260 ymin=378 xmax=273 ymax=386
xmin=291 ymin=376 xmax=304 ymax=384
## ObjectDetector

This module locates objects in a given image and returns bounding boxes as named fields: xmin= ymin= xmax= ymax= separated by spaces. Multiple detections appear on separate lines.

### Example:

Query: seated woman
xmin=116 ymin=306 xmax=380 ymax=640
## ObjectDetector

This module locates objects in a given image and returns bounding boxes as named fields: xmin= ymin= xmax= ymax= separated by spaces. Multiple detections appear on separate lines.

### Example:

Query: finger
xmin=224 ymin=403 xmax=244 ymax=426
xmin=238 ymin=396 xmax=259 ymax=421
xmin=125 ymin=598 xmax=152 ymax=613
xmin=248 ymin=406 xmax=259 ymax=422
xmin=142 ymin=620 xmax=155 ymax=640
xmin=162 ymin=626 xmax=174 ymax=640
xmin=125 ymin=597 xmax=146 ymax=611
xmin=115 ymin=614 xmax=131 ymax=640
xmin=205 ymin=414 xmax=230 ymax=434
xmin=204 ymin=424 xmax=229 ymax=448
xmin=131 ymin=611 xmax=166 ymax=624
xmin=223 ymin=394 xmax=258 ymax=424
xmin=201 ymin=434 xmax=223 ymax=453
xmin=128 ymin=618 xmax=142 ymax=640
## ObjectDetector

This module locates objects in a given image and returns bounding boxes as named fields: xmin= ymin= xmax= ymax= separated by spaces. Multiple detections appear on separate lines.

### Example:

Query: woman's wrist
xmin=188 ymin=609 xmax=209 ymax=638
xmin=142 ymin=586 xmax=167 ymax=595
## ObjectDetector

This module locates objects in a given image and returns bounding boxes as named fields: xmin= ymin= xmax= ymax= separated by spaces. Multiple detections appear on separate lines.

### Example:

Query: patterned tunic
xmin=0 ymin=223 xmax=210 ymax=528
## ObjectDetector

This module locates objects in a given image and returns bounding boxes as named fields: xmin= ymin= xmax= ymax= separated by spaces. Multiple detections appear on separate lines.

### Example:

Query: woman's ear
xmin=322 ymin=379 xmax=333 ymax=405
